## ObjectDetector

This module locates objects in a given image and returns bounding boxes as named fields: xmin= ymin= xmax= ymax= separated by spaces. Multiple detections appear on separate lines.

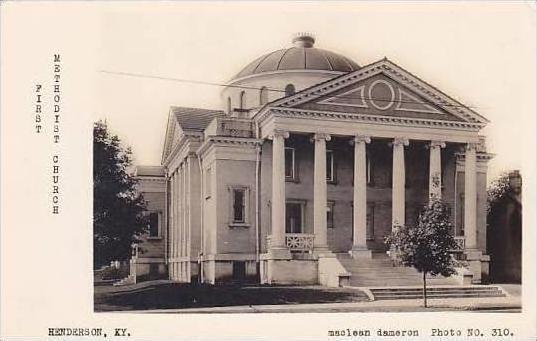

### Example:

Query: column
xmin=175 ymin=168 xmax=181 ymax=280
xmin=464 ymin=143 xmax=477 ymax=250
xmin=313 ymin=132 xmax=331 ymax=251
xmin=181 ymin=163 xmax=186 ymax=281
xmin=270 ymin=130 xmax=289 ymax=253
xmin=169 ymin=173 xmax=175 ymax=280
xmin=351 ymin=135 xmax=372 ymax=258
xmin=429 ymin=141 xmax=446 ymax=201
xmin=392 ymin=137 xmax=409 ymax=230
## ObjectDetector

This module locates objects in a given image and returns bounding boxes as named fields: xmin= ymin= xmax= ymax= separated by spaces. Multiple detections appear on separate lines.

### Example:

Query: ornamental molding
xmin=456 ymin=152 xmax=495 ymax=162
xmin=196 ymin=136 xmax=261 ymax=158
xmin=268 ymin=129 xmax=290 ymax=140
xmin=163 ymin=133 xmax=202 ymax=169
xmin=391 ymin=137 xmax=409 ymax=146
xmin=257 ymin=58 xmax=489 ymax=126
xmin=311 ymin=132 xmax=331 ymax=142
xmin=262 ymin=107 xmax=484 ymax=131
xmin=429 ymin=140 xmax=447 ymax=149
xmin=351 ymin=135 xmax=371 ymax=145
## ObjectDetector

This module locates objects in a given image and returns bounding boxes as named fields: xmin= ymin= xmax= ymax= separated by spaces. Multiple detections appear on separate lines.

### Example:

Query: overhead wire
xmin=99 ymin=70 xmax=476 ymax=109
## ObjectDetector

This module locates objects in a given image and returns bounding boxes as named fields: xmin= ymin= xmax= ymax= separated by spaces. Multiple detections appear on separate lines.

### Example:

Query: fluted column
xmin=270 ymin=130 xmax=289 ymax=252
xmin=392 ymin=137 xmax=409 ymax=230
xmin=174 ymin=169 xmax=180 ymax=279
xmin=464 ymin=143 xmax=477 ymax=250
xmin=169 ymin=173 xmax=175 ymax=279
xmin=429 ymin=141 xmax=446 ymax=201
xmin=312 ymin=132 xmax=331 ymax=251
xmin=351 ymin=135 xmax=372 ymax=258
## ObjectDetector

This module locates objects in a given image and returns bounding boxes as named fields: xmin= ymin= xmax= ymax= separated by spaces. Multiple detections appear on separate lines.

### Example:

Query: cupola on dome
xmin=232 ymin=33 xmax=360 ymax=81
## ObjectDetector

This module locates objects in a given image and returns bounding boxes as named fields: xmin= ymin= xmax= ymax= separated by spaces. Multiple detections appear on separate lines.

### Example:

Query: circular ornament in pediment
xmin=368 ymin=79 xmax=395 ymax=110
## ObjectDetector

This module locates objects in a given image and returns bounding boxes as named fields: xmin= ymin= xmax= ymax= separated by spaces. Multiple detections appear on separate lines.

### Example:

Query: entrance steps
xmin=369 ymin=286 xmax=506 ymax=300
xmin=337 ymin=252 xmax=459 ymax=287
xmin=113 ymin=274 xmax=135 ymax=286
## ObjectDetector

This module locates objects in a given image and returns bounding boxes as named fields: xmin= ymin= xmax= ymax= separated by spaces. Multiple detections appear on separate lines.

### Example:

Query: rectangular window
xmin=326 ymin=150 xmax=334 ymax=182
xmin=286 ymin=201 xmax=304 ymax=233
xmin=205 ymin=167 xmax=212 ymax=199
xmin=232 ymin=188 xmax=246 ymax=223
xmin=148 ymin=212 xmax=159 ymax=237
xmin=327 ymin=201 xmax=335 ymax=228
xmin=229 ymin=186 xmax=249 ymax=227
xmin=285 ymin=147 xmax=296 ymax=180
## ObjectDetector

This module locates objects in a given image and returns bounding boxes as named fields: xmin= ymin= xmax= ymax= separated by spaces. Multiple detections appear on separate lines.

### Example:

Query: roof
xmin=171 ymin=106 xmax=225 ymax=131
xmin=231 ymin=34 xmax=360 ymax=81
xmin=135 ymin=165 xmax=165 ymax=177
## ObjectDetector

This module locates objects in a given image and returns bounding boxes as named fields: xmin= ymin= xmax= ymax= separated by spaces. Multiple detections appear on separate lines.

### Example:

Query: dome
xmin=231 ymin=33 xmax=360 ymax=81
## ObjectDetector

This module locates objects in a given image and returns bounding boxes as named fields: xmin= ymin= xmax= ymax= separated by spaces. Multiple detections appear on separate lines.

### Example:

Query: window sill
xmin=285 ymin=177 xmax=300 ymax=183
xmin=229 ymin=223 xmax=250 ymax=228
xmin=147 ymin=236 xmax=163 ymax=240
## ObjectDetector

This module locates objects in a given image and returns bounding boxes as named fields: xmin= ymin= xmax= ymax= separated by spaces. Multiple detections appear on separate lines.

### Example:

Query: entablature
xmin=258 ymin=107 xmax=482 ymax=144
xmin=197 ymin=136 xmax=261 ymax=164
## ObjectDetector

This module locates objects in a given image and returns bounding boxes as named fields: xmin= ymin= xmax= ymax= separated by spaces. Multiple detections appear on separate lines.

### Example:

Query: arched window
xmin=239 ymin=91 xmax=246 ymax=110
xmin=227 ymin=97 xmax=232 ymax=115
xmin=259 ymin=86 xmax=268 ymax=105
xmin=285 ymin=84 xmax=295 ymax=96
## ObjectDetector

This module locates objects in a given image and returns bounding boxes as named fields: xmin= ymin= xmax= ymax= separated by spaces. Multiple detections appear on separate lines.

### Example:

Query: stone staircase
xmin=337 ymin=252 xmax=459 ymax=287
xmin=369 ymin=286 xmax=506 ymax=300
xmin=113 ymin=274 xmax=136 ymax=286
xmin=336 ymin=252 xmax=506 ymax=301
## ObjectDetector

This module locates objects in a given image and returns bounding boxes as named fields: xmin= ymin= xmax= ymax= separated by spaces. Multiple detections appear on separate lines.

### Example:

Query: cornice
xmin=163 ymin=131 xmax=203 ymax=168
xmin=456 ymin=152 xmax=495 ymax=162
xmin=262 ymin=107 xmax=484 ymax=131
xmin=196 ymin=136 xmax=262 ymax=158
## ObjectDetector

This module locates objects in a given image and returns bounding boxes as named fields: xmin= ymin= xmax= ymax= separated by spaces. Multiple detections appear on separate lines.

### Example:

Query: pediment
xmin=268 ymin=59 xmax=488 ymax=125
xmin=161 ymin=111 xmax=184 ymax=164
xmin=305 ymin=74 xmax=460 ymax=121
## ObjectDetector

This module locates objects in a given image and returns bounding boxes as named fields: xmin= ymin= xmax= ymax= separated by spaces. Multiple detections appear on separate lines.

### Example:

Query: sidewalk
xmin=124 ymin=295 xmax=521 ymax=314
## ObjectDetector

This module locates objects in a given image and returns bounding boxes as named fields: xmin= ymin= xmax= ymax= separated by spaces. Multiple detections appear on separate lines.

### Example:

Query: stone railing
xmin=266 ymin=233 xmax=315 ymax=252
xmin=217 ymin=117 xmax=254 ymax=138
xmin=285 ymin=233 xmax=315 ymax=252
xmin=453 ymin=236 xmax=465 ymax=252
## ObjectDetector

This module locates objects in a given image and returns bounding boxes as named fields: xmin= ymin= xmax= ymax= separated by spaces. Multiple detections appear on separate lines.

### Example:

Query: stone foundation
xmin=260 ymin=252 xmax=318 ymax=285
xmin=201 ymin=254 xmax=258 ymax=284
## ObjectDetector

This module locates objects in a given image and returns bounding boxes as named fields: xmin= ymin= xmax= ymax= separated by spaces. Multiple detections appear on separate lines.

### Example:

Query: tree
xmin=93 ymin=120 xmax=147 ymax=269
xmin=487 ymin=171 xmax=521 ymax=218
xmin=385 ymin=200 xmax=458 ymax=307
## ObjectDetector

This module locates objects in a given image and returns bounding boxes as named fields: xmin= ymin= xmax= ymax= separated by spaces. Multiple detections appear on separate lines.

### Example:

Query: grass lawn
xmin=94 ymin=281 xmax=369 ymax=312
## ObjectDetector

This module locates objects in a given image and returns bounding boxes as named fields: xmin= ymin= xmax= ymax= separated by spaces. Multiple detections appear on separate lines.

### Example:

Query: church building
xmin=128 ymin=33 xmax=492 ymax=286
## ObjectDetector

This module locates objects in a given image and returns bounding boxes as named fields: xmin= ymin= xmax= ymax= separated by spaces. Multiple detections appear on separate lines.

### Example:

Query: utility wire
xmin=99 ymin=70 xmax=475 ymax=109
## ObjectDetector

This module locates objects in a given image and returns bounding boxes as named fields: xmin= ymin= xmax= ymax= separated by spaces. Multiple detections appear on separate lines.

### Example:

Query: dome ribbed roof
xmin=232 ymin=34 xmax=360 ymax=80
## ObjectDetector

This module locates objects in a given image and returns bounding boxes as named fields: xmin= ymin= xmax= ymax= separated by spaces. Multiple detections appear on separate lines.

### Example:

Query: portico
xmin=264 ymin=128 xmax=482 ymax=257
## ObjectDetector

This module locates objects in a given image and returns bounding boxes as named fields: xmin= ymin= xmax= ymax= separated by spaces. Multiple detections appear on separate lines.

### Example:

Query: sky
xmin=96 ymin=2 xmax=536 ymax=182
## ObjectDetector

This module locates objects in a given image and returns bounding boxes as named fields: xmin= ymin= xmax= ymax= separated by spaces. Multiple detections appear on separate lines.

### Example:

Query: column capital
xmin=391 ymin=137 xmax=409 ymax=147
xmin=429 ymin=140 xmax=446 ymax=149
xmin=465 ymin=142 xmax=478 ymax=152
xmin=351 ymin=135 xmax=371 ymax=145
xmin=311 ymin=132 xmax=331 ymax=142
xmin=269 ymin=129 xmax=290 ymax=140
